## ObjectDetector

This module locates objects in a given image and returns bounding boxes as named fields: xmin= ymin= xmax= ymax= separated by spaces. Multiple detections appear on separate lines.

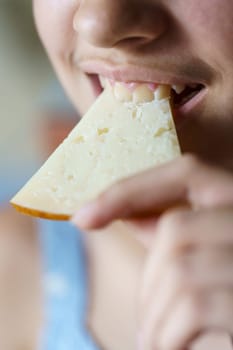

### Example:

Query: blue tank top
xmin=38 ymin=220 xmax=100 ymax=350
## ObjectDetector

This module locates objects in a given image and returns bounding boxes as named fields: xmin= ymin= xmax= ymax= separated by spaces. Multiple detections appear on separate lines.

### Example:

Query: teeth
xmin=171 ymin=83 xmax=201 ymax=95
xmin=114 ymin=82 xmax=133 ymax=102
xmin=111 ymin=82 xmax=172 ymax=103
xmin=101 ymin=77 xmax=200 ymax=101
xmin=155 ymin=85 xmax=171 ymax=100
xmin=114 ymin=83 xmax=155 ymax=103
xmin=99 ymin=76 xmax=107 ymax=89
xmin=133 ymin=84 xmax=154 ymax=103
xmin=171 ymin=84 xmax=186 ymax=94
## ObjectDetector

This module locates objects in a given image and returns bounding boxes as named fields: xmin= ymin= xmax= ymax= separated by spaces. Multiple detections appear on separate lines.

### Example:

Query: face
xmin=33 ymin=0 xmax=233 ymax=170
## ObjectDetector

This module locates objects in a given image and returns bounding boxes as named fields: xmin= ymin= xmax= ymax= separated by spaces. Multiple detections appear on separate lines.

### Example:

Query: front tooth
xmin=133 ymin=84 xmax=154 ymax=103
xmin=113 ymin=82 xmax=171 ymax=103
xmin=114 ymin=82 xmax=133 ymax=102
xmin=155 ymin=85 xmax=171 ymax=100
xmin=171 ymin=84 xmax=186 ymax=94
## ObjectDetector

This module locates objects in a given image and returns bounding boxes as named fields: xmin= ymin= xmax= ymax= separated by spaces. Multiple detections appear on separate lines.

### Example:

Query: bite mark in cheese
xmin=10 ymin=83 xmax=181 ymax=220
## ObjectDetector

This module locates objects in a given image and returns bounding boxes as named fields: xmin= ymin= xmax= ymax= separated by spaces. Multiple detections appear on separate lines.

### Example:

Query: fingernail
xmin=71 ymin=202 xmax=97 ymax=228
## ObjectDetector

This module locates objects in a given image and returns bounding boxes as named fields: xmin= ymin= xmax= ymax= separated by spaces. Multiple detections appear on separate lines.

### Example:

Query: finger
xmin=151 ymin=289 xmax=233 ymax=350
xmin=140 ymin=248 xmax=233 ymax=349
xmin=156 ymin=294 xmax=202 ymax=350
xmin=142 ymin=208 xmax=233 ymax=302
xmin=140 ymin=293 xmax=202 ymax=350
xmin=139 ymin=263 xmax=185 ymax=350
xmin=71 ymin=154 xmax=233 ymax=229
xmin=143 ymin=245 xmax=233 ymax=306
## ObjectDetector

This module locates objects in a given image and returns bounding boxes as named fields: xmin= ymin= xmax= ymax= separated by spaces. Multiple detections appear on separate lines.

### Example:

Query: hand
xmin=72 ymin=154 xmax=233 ymax=350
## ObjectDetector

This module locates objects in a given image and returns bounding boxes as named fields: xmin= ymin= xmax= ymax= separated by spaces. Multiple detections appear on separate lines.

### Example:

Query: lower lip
xmin=173 ymin=88 xmax=207 ymax=127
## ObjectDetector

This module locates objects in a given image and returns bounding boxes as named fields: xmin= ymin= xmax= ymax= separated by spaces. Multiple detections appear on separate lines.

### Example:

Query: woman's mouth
xmin=88 ymin=74 xmax=104 ymax=96
xmin=87 ymin=73 xmax=206 ymax=123
xmin=171 ymin=83 xmax=204 ymax=108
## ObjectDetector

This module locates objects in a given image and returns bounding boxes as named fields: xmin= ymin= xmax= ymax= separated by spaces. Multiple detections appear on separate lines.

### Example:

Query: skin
xmin=0 ymin=206 xmax=42 ymax=349
xmin=33 ymin=0 xmax=233 ymax=349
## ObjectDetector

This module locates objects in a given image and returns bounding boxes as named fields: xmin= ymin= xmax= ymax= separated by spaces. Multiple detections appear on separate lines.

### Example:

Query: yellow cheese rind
xmin=10 ymin=87 xmax=181 ymax=220
xmin=11 ymin=203 xmax=70 ymax=221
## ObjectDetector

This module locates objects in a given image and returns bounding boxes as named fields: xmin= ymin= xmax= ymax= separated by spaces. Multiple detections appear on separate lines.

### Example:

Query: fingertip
xmin=70 ymin=202 xmax=99 ymax=229
xmin=70 ymin=199 xmax=112 ymax=229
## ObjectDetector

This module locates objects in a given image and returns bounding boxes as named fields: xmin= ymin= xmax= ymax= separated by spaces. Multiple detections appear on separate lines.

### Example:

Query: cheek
xmin=181 ymin=0 xmax=233 ymax=57
xmin=33 ymin=0 xmax=77 ymax=56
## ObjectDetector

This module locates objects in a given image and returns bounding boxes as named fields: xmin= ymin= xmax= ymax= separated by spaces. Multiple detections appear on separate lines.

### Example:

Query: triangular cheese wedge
xmin=10 ymin=84 xmax=181 ymax=220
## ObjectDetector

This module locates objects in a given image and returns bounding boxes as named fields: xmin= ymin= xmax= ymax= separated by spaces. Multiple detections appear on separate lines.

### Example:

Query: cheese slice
xmin=10 ymin=84 xmax=181 ymax=220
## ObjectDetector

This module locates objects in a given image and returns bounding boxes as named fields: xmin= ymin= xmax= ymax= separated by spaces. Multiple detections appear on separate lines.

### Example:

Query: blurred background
xmin=1 ymin=0 xmax=60 ymax=198
xmin=0 ymin=2 xmax=52 ymax=348
xmin=0 ymin=2 xmax=82 ymax=349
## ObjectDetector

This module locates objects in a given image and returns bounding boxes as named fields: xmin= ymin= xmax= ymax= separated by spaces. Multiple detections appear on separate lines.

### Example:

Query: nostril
xmin=73 ymin=1 xmax=168 ymax=49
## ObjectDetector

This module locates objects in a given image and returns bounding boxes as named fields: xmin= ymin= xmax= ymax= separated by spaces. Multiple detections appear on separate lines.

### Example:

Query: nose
xmin=73 ymin=0 xmax=168 ymax=48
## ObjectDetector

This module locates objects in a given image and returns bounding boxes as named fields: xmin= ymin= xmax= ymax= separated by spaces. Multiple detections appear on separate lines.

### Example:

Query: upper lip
xmin=79 ymin=59 xmax=208 ymax=87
